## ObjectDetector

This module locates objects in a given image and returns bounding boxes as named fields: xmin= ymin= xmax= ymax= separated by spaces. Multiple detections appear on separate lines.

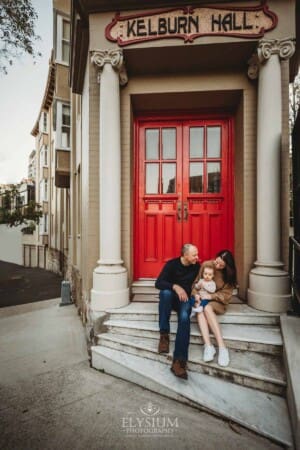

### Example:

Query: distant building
xmin=28 ymin=0 xmax=70 ymax=272
xmin=0 ymin=179 xmax=35 ymax=211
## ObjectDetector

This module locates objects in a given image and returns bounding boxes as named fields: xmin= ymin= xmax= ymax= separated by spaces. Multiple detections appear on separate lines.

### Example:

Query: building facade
xmin=29 ymin=0 xmax=71 ymax=273
xmin=67 ymin=0 xmax=299 ymax=322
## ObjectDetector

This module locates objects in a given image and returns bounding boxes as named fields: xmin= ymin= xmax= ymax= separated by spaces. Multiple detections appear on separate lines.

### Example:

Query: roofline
xmin=31 ymin=51 xmax=56 ymax=136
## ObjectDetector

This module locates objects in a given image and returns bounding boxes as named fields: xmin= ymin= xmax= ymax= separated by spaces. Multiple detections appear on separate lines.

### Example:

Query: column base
xmin=91 ymin=265 xmax=129 ymax=311
xmin=248 ymin=265 xmax=291 ymax=313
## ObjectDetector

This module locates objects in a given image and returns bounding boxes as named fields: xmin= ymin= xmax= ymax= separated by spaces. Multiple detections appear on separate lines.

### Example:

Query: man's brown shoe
xmin=171 ymin=360 xmax=188 ymax=379
xmin=158 ymin=333 xmax=169 ymax=353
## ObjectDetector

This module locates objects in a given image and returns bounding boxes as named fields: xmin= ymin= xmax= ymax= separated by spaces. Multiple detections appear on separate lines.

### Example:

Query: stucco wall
xmin=0 ymin=225 xmax=23 ymax=265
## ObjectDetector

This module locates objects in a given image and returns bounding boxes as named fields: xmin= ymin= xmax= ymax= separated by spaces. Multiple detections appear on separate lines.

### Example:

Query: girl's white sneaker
xmin=203 ymin=344 xmax=216 ymax=362
xmin=218 ymin=347 xmax=230 ymax=367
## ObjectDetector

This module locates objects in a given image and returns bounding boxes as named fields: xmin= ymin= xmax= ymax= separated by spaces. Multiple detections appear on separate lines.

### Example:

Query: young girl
xmin=192 ymin=250 xmax=237 ymax=367
xmin=190 ymin=261 xmax=216 ymax=317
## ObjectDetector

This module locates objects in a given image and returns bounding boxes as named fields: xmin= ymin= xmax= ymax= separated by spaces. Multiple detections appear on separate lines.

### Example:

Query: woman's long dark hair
xmin=216 ymin=249 xmax=237 ymax=286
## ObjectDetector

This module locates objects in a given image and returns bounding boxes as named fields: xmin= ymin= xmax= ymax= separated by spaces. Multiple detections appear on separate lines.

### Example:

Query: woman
xmin=191 ymin=249 xmax=237 ymax=367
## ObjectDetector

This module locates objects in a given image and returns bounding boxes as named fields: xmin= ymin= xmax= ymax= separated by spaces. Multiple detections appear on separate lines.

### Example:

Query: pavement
xmin=0 ymin=297 xmax=284 ymax=450
xmin=0 ymin=260 xmax=62 ymax=307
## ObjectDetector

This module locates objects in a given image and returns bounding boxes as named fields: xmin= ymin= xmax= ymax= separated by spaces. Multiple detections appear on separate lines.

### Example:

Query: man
xmin=155 ymin=244 xmax=200 ymax=380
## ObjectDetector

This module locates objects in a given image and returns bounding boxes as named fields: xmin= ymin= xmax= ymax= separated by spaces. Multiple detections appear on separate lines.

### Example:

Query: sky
xmin=0 ymin=0 xmax=53 ymax=184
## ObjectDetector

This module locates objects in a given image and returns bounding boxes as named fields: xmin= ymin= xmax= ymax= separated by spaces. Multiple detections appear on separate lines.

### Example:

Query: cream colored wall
xmin=120 ymin=71 xmax=256 ymax=299
xmin=80 ymin=57 xmax=102 ymax=311
xmin=70 ymin=93 xmax=77 ymax=267
xmin=235 ymin=82 xmax=257 ymax=298
xmin=56 ymin=64 xmax=70 ymax=100
xmin=0 ymin=224 xmax=23 ymax=265
xmin=53 ymin=0 xmax=70 ymax=15
xmin=234 ymin=97 xmax=245 ymax=296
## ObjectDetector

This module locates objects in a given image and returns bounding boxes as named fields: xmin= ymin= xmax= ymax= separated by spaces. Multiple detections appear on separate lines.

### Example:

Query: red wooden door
xmin=134 ymin=116 xmax=233 ymax=279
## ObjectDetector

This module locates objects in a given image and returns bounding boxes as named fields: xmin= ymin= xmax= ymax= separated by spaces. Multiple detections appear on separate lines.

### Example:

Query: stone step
xmin=131 ymin=280 xmax=240 ymax=300
xmin=105 ymin=302 xmax=280 ymax=325
xmin=91 ymin=346 xmax=292 ymax=447
xmin=132 ymin=293 xmax=243 ymax=303
xmin=103 ymin=319 xmax=283 ymax=355
xmin=97 ymin=332 xmax=286 ymax=396
xmin=131 ymin=280 xmax=158 ymax=295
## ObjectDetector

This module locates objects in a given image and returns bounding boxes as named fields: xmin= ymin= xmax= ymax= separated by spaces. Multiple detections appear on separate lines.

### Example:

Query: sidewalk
xmin=0 ymin=298 xmax=283 ymax=450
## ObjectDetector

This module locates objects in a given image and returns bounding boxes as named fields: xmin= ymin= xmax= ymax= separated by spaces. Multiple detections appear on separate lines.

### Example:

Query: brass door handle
xmin=177 ymin=201 xmax=182 ymax=221
xmin=183 ymin=202 xmax=188 ymax=221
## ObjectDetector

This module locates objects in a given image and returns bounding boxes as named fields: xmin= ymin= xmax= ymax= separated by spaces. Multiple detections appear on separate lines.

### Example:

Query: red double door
xmin=134 ymin=116 xmax=234 ymax=279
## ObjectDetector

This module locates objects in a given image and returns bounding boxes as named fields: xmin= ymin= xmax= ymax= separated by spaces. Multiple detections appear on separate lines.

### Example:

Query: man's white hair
xmin=181 ymin=243 xmax=196 ymax=256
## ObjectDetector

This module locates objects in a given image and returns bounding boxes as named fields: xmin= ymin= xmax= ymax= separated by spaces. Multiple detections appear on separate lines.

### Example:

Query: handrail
xmin=288 ymin=236 xmax=300 ymax=316
xmin=290 ymin=236 xmax=300 ymax=252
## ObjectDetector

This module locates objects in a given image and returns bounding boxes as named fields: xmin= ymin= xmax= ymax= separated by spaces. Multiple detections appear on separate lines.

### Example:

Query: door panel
xmin=135 ymin=116 xmax=233 ymax=279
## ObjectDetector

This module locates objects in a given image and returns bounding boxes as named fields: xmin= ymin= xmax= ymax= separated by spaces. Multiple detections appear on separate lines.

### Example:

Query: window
xmin=39 ymin=112 xmax=48 ymax=133
xmin=44 ymin=214 xmax=48 ymax=233
xmin=44 ymin=145 xmax=48 ymax=166
xmin=145 ymin=128 xmax=177 ymax=195
xmin=56 ymin=102 xmax=71 ymax=149
xmin=39 ymin=145 xmax=48 ymax=170
xmin=39 ymin=179 xmax=48 ymax=201
xmin=44 ymin=180 xmax=48 ymax=201
xmin=39 ymin=214 xmax=48 ymax=235
xmin=56 ymin=15 xmax=70 ymax=64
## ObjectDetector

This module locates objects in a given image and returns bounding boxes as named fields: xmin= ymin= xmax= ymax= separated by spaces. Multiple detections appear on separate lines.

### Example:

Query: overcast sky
xmin=0 ymin=0 xmax=53 ymax=184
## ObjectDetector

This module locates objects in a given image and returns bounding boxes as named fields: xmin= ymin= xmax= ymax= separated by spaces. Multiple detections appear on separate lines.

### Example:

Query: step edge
xmin=102 ymin=321 xmax=283 ymax=346
xmin=91 ymin=346 xmax=292 ymax=447
xmin=97 ymin=335 xmax=286 ymax=386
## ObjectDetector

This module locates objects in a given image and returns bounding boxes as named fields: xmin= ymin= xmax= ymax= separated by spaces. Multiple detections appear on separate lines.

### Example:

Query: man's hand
xmin=173 ymin=284 xmax=188 ymax=302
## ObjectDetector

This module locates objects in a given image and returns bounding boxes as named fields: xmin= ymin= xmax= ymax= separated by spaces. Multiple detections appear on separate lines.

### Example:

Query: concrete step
xmin=131 ymin=280 xmax=158 ymax=295
xmin=106 ymin=302 xmax=280 ymax=325
xmin=97 ymin=332 xmax=286 ymax=396
xmin=103 ymin=319 xmax=283 ymax=355
xmin=132 ymin=293 xmax=243 ymax=303
xmin=91 ymin=346 xmax=293 ymax=447
xmin=131 ymin=280 xmax=241 ymax=301
xmin=132 ymin=291 xmax=245 ymax=304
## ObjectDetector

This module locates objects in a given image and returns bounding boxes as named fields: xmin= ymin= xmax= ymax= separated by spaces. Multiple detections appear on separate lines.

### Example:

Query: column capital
xmin=247 ymin=38 xmax=295 ymax=79
xmin=257 ymin=38 xmax=295 ymax=63
xmin=91 ymin=49 xmax=128 ymax=86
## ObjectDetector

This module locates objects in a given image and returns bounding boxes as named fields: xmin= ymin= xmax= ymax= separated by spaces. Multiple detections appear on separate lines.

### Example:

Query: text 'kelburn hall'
xmin=126 ymin=12 xmax=254 ymax=38
xmin=106 ymin=6 xmax=277 ymax=45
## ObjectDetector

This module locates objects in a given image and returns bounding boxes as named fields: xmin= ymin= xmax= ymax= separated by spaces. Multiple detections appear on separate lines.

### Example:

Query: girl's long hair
xmin=216 ymin=249 xmax=237 ymax=286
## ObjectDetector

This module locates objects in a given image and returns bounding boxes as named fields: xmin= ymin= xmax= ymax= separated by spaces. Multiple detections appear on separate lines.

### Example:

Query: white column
xmin=90 ymin=49 xmax=129 ymax=311
xmin=247 ymin=39 xmax=295 ymax=312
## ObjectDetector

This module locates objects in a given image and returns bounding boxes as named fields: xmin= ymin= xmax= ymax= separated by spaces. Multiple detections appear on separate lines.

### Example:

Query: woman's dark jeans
xmin=158 ymin=289 xmax=193 ymax=361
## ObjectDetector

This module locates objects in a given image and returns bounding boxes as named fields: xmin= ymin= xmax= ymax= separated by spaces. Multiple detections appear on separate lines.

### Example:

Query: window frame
xmin=56 ymin=101 xmax=71 ymax=150
xmin=56 ymin=14 xmax=70 ymax=65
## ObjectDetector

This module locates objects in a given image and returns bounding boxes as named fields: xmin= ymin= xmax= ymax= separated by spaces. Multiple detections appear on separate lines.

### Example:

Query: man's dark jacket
xmin=155 ymin=257 xmax=200 ymax=297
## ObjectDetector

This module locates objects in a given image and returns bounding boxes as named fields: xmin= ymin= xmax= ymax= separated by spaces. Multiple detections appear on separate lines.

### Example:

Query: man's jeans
xmin=159 ymin=289 xmax=192 ymax=361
